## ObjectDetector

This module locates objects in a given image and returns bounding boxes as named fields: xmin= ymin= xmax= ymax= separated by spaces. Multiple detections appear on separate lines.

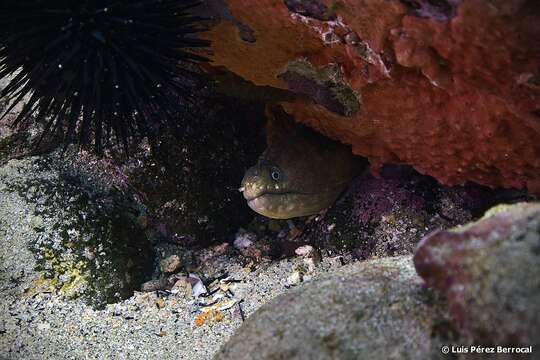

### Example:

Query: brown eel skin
xmin=240 ymin=119 xmax=367 ymax=219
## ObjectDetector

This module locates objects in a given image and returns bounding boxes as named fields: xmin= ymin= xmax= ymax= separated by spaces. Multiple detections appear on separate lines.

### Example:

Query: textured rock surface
xmin=0 ymin=154 xmax=152 ymax=308
xmin=203 ymin=0 xmax=540 ymax=190
xmin=294 ymin=165 xmax=514 ymax=257
xmin=1 ymin=69 xmax=267 ymax=249
xmin=120 ymin=92 xmax=266 ymax=247
xmin=414 ymin=202 xmax=540 ymax=348
xmin=0 ymin=76 xmax=62 ymax=163
xmin=215 ymin=256 xmax=451 ymax=360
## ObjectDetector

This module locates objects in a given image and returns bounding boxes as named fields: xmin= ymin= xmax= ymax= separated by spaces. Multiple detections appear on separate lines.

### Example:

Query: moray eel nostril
xmin=240 ymin=124 xmax=367 ymax=219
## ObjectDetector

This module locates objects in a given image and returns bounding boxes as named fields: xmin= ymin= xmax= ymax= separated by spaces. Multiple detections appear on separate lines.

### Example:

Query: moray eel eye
xmin=271 ymin=168 xmax=281 ymax=181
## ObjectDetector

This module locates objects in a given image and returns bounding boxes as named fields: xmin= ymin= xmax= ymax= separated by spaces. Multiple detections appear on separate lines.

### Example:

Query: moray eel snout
xmin=240 ymin=161 xmax=305 ymax=219
xmin=241 ymin=162 xmax=281 ymax=201
xmin=241 ymin=126 xmax=366 ymax=219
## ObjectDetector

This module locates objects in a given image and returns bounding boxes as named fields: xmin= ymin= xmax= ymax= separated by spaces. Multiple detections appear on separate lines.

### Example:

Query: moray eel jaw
xmin=241 ymin=178 xmax=343 ymax=219
xmin=242 ymin=186 xmax=345 ymax=219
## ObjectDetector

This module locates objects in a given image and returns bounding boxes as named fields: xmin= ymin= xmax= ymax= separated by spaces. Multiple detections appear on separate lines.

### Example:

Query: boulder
xmin=216 ymin=256 xmax=451 ymax=360
xmin=414 ymin=202 xmax=540 ymax=348
xmin=0 ymin=154 xmax=152 ymax=308
xmin=202 ymin=0 xmax=540 ymax=190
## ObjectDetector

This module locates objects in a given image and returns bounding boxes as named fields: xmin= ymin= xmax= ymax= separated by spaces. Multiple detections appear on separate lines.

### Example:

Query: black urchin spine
xmin=0 ymin=0 xmax=209 ymax=154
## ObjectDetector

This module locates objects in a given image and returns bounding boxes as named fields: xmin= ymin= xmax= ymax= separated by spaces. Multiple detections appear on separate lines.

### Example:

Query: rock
xmin=233 ymin=229 xmax=256 ymax=250
xmin=299 ymin=165 xmax=507 ymax=256
xmin=0 ymin=154 xmax=152 ymax=309
xmin=277 ymin=59 xmax=360 ymax=116
xmin=203 ymin=0 xmax=540 ymax=190
xmin=155 ymin=297 xmax=166 ymax=309
xmin=0 ymin=77 xmax=63 ymax=164
xmin=286 ymin=271 xmax=303 ymax=287
xmin=216 ymin=256 xmax=450 ymax=360
xmin=295 ymin=245 xmax=321 ymax=272
xmin=171 ymin=278 xmax=193 ymax=298
xmin=160 ymin=255 xmax=182 ymax=274
xmin=294 ymin=245 xmax=316 ymax=257
xmin=140 ymin=278 xmax=169 ymax=293
xmin=414 ymin=202 xmax=540 ymax=348
xmin=122 ymin=91 xmax=266 ymax=247
xmin=36 ymin=322 xmax=51 ymax=332
xmin=231 ymin=227 xmax=274 ymax=261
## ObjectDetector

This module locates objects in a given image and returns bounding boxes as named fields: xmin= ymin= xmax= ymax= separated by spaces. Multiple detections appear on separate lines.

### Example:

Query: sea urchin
xmin=0 ymin=0 xmax=209 ymax=153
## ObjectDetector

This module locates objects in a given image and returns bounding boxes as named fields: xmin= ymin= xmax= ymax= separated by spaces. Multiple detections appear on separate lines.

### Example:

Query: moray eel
xmin=240 ymin=125 xmax=366 ymax=219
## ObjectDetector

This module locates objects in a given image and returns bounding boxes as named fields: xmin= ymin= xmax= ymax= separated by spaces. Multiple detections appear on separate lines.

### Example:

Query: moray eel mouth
xmin=245 ymin=192 xmax=303 ymax=219
xmin=241 ymin=186 xmax=345 ymax=220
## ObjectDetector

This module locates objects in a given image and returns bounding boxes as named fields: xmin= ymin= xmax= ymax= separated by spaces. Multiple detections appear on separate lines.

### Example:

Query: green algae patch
xmin=449 ymin=202 xmax=531 ymax=234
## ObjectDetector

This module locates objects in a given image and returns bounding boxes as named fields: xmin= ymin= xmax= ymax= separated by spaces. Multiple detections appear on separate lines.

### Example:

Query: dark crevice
xmin=400 ymin=0 xmax=463 ymax=21
xmin=283 ymin=0 xmax=337 ymax=21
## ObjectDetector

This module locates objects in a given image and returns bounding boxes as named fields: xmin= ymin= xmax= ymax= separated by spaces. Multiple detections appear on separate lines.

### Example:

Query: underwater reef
xmin=1 ymin=1 xmax=540 ymax=359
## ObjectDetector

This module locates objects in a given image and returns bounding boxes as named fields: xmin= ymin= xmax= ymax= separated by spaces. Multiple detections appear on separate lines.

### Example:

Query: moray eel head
xmin=240 ymin=125 xmax=366 ymax=219
xmin=241 ymin=160 xmax=317 ymax=219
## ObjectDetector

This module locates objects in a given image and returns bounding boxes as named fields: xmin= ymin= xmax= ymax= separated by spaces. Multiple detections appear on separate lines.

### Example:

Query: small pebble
xmin=295 ymin=245 xmax=315 ymax=257
xmin=141 ymin=278 xmax=168 ymax=292
xmin=155 ymin=297 xmax=166 ymax=309
xmin=286 ymin=271 xmax=303 ymax=286
xmin=160 ymin=255 xmax=182 ymax=274
xmin=171 ymin=278 xmax=192 ymax=298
